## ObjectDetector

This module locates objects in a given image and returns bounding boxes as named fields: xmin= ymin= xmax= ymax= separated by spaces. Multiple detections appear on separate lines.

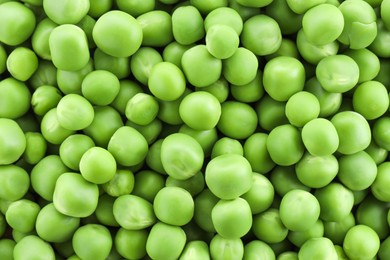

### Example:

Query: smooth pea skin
xmin=243 ymin=133 xmax=275 ymax=175
xmin=0 ymin=239 xmax=15 ymax=260
xmin=172 ymin=6 xmax=204 ymax=45
xmin=0 ymin=118 xmax=26 ymax=165
xmin=357 ymin=196 xmax=389 ymax=239
xmin=14 ymin=235 xmax=55 ymax=260
xmin=113 ymin=194 xmax=156 ymax=230
xmin=23 ymin=132 xmax=47 ymax=165
xmin=344 ymin=48 xmax=380 ymax=83
xmin=43 ymin=0 xmax=89 ymax=24
xmin=166 ymin=171 xmax=205 ymax=197
xmin=285 ymin=91 xmax=320 ymax=127
xmin=316 ymin=55 xmax=360 ymax=93
xmin=180 ymin=241 xmax=211 ymax=260
xmin=204 ymin=7 xmax=243 ymax=35
xmin=205 ymin=154 xmax=253 ymax=200
xmin=382 ymin=0 xmax=390 ymax=30
xmin=279 ymin=189 xmax=320 ymax=231
xmin=0 ymin=78 xmax=31 ymax=119
xmin=131 ymin=47 xmax=163 ymax=85
xmin=5 ymin=199 xmax=40 ymax=233
xmin=223 ymin=47 xmax=258 ymax=86
xmin=59 ymin=134 xmax=95 ymax=171
xmin=103 ymin=169 xmax=135 ymax=197
xmin=7 ymin=47 xmax=38 ymax=81
xmin=49 ymin=24 xmax=89 ymax=71
xmin=331 ymin=111 xmax=371 ymax=154
xmin=53 ymin=172 xmax=99 ymax=218
xmin=82 ymin=70 xmax=120 ymax=106
xmin=343 ymin=225 xmax=380 ymax=260
xmin=79 ymin=147 xmax=116 ymax=184
xmin=287 ymin=0 xmax=325 ymax=14
xmin=181 ymin=45 xmax=222 ymax=88
xmin=267 ymin=124 xmax=304 ymax=166
xmin=146 ymin=222 xmax=186 ymax=260
xmin=371 ymin=162 xmax=390 ymax=202
xmin=115 ymin=228 xmax=148 ymax=260
xmin=256 ymin=95 xmax=289 ymax=131
xmin=94 ymin=48 xmax=131 ymax=79
xmin=211 ymin=137 xmax=244 ymax=158
xmin=243 ymin=240 xmax=275 ymax=260
xmin=206 ymin=25 xmax=239 ymax=59
xmin=302 ymin=4 xmax=344 ymax=45
xmin=0 ymin=2 xmax=36 ymax=46
xmin=137 ymin=10 xmax=173 ymax=47
xmin=72 ymin=224 xmax=112 ymax=260
xmin=125 ymin=93 xmax=159 ymax=126
xmin=298 ymin=237 xmax=338 ymax=260
xmin=31 ymin=85 xmax=62 ymax=116
xmin=252 ymin=208 xmax=288 ymax=244
xmin=263 ymin=56 xmax=305 ymax=101
xmin=265 ymin=0 xmax=303 ymax=35
xmin=93 ymin=10 xmax=143 ymax=57
xmin=242 ymin=172 xmax=274 ymax=213
xmin=209 ymin=234 xmax=244 ymax=260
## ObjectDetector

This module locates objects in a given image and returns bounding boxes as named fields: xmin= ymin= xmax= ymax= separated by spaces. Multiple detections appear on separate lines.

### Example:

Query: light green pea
xmin=82 ymin=70 xmax=120 ymax=106
xmin=72 ymin=224 xmax=112 ymax=260
xmin=344 ymin=48 xmax=380 ymax=83
xmin=193 ymin=189 xmax=218 ymax=233
xmin=296 ymin=152 xmax=338 ymax=188
xmin=331 ymin=111 xmax=371 ymax=154
xmin=166 ymin=171 xmax=205 ymax=197
xmin=57 ymin=59 xmax=93 ymax=95
xmin=302 ymin=4 xmax=344 ymax=45
xmin=23 ymin=132 xmax=46 ymax=165
xmin=137 ymin=10 xmax=173 ymax=47
xmin=41 ymin=108 xmax=75 ymax=145
xmin=102 ymin=169 xmax=134 ymax=197
xmin=196 ymin=77 xmax=229 ymax=103
xmin=35 ymin=203 xmax=80 ymax=243
xmin=285 ymin=91 xmax=320 ymax=127
xmin=343 ymin=225 xmax=380 ymax=260
xmin=365 ymin=140 xmax=388 ymax=165
xmin=265 ymin=0 xmax=303 ymax=35
xmin=0 ymin=78 xmax=31 ymax=119
xmin=111 ymin=80 xmax=143 ymax=115
xmin=146 ymin=222 xmax=186 ymax=260
xmin=180 ymin=241 xmax=211 ymax=260
xmin=5 ymin=199 xmax=40 ymax=233
xmin=30 ymin=155 xmax=68 ymax=201
xmin=0 ymin=239 xmax=15 ymax=260
xmin=338 ymin=0 xmax=377 ymax=49
xmin=241 ymin=15 xmax=282 ymax=56
xmin=115 ymin=228 xmax=148 ymax=260
xmin=266 ymin=38 xmax=300 ymax=60
xmin=179 ymin=125 xmax=218 ymax=157
xmin=28 ymin=60 xmax=57 ymax=90
xmin=0 ymin=2 xmax=36 ymax=46
xmin=43 ymin=0 xmax=89 ymax=24
xmin=181 ymin=45 xmax=222 ymax=88
xmin=53 ymin=172 xmax=99 ymax=218
xmin=263 ymin=56 xmax=305 ymax=101
xmin=357 ymin=196 xmax=389 ymax=239
xmin=145 ymin=139 xmax=165 ymax=174
xmin=267 ymin=124 xmax=304 ymax=166
xmin=0 ymin=118 xmax=26 ymax=165
xmin=243 ymin=133 xmax=275 ymax=174
xmin=125 ymin=93 xmax=159 ymax=126
xmin=277 ymin=251 xmax=298 ymax=260
xmin=209 ymin=234 xmax=244 ymax=260
xmin=372 ymin=162 xmax=390 ymax=202
xmin=116 ymin=0 xmax=153 ymax=17
xmin=288 ymin=219 xmax=324 ymax=248
xmin=236 ymin=0 xmax=273 ymax=7
xmin=93 ymin=10 xmax=143 ymax=57
xmin=369 ymin=19 xmax=390 ymax=58
xmin=79 ymin=147 xmax=116 ymax=184
xmin=296 ymin=29 xmax=339 ymax=65
xmin=14 ymin=235 xmax=55 ymax=260
xmin=49 ymin=24 xmax=90 ymax=71
xmin=172 ymin=6 xmax=204 ymax=45
xmin=243 ymin=240 xmax=275 ymax=260
xmin=131 ymin=47 xmax=163 ymax=85
xmin=252 ymin=208 xmax=288 ymax=243
xmin=206 ymin=25 xmax=239 ymax=59
xmin=256 ymin=95 xmax=289 ymax=131
xmin=324 ymin=212 xmax=355 ymax=245
xmin=94 ymin=48 xmax=130 ymax=79
xmin=162 ymin=42 xmax=193 ymax=70
xmin=211 ymin=137 xmax=243 ymax=158
xmin=31 ymin=85 xmax=62 ymax=116
xmin=87 ymin=0 xmax=112 ymax=17
xmin=205 ymin=154 xmax=253 ymax=200
xmin=204 ymin=7 xmax=243 ymax=35
xmin=59 ymin=134 xmax=95 ymax=171
xmin=126 ymin=118 xmax=162 ymax=145
xmin=373 ymin=117 xmax=390 ymax=150
xmin=217 ymin=101 xmax=258 ymax=140
xmin=298 ymin=237 xmax=337 ymax=260
xmin=6 ymin=47 xmax=38 ymax=81
xmin=231 ymin=70 xmax=264 ymax=103
xmin=287 ymin=0 xmax=325 ymax=14
xmin=132 ymin=170 xmax=165 ymax=202
xmin=161 ymin=133 xmax=204 ymax=180
xmin=223 ymin=47 xmax=258 ymax=86
xmin=190 ymin=0 xmax=228 ymax=14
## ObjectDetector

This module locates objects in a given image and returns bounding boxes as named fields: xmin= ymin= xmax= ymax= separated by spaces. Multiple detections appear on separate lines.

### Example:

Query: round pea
xmin=324 ymin=212 xmax=355 ymax=245
xmin=94 ymin=48 xmax=131 ymax=79
xmin=288 ymin=219 xmax=324 ymax=248
xmin=0 ymin=78 xmax=31 ymax=119
xmin=285 ymin=91 xmax=320 ymax=127
xmin=265 ymin=0 xmax=303 ymax=35
xmin=231 ymin=71 xmax=264 ymax=103
xmin=343 ymin=225 xmax=380 ymax=260
xmin=14 ymin=235 xmax=55 ymax=260
xmin=0 ymin=118 xmax=26 ymax=165
xmin=204 ymin=7 xmax=243 ymax=35
xmin=93 ymin=10 xmax=143 ymax=57
xmin=125 ymin=93 xmax=159 ymax=126
xmin=130 ymin=47 xmax=162 ymax=85
xmin=31 ymin=85 xmax=62 ymax=116
xmin=252 ymin=208 xmax=288 ymax=243
xmin=256 ymin=95 xmax=289 ymax=131
xmin=43 ymin=0 xmax=89 ymax=24
xmin=162 ymin=42 xmax=193 ymax=70
xmin=382 ymin=0 xmax=390 ymax=30
xmin=243 ymin=133 xmax=275 ymax=175
xmin=137 ymin=10 xmax=173 ymax=47
xmin=0 ymin=239 xmax=15 ymax=260
xmin=243 ymin=240 xmax=275 ymax=260
xmin=0 ymin=166 xmax=29 ymax=201
xmin=59 ymin=134 xmax=95 ymax=171
xmin=166 ymin=171 xmax=205 ymax=197
xmin=190 ymin=0 xmax=228 ymax=14
xmin=357 ymin=196 xmax=389 ymax=239
xmin=223 ymin=47 xmax=258 ymax=86
xmin=194 ymin=189 xmax=219 ymax=233
xmin=371 ymin=162 xmax=390 ymax=202
xmin=115 ymin=228 xmax=148 ymax=260
xmin=211 ymin=137 xmax=243 ymax=158
xmin=205 ymin=154 xmax=253 ymax=200
xmin=365 ymin=140 xmax=388 ymax=165
xmin=6 ymin=47 xmax=38 ymax=81
xmin=172 ymin=6 xmax=204 ymax=45
xmin=181 ymin=240 xmax=211 ymax=260
xmin=209 ymin=234 xmax=244 ymax=260
xmin=79 ymin=147 xmax=116 ymax=184
xmin=131 ymin=170 xmax=164 ymax=203
xmin=0 ymin=45 xmax=6 ymax=74
xmin=111 ymin=80 xmax=143 ymax=114
xmin=298 ymin=237 xmax=337 ymax=260
xmin=206 ymin=25 xmax=239 ymax=59
xmin=5 ymin=199 xmax=40 ymax=233
xmin=344 ymin=48 xmax=380 ymax=83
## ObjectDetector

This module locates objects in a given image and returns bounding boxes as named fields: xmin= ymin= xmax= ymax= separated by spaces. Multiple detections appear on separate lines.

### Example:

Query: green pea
xmin=116 ymin=0 xmax=153 ymax=17
xmin=31 ymin=85 xmax=62 ymax=116
xmin=126 ymin=118 xmax=162 ymax=145
xmin=94 ymin=194 xmax=119 ymax=227
xmin=190 ymin=0 xmax=228 ymax=14
xmin=338 ymin=0 xmax=377 ymax=49
xmin=56 ymin=60 xmax=92 ymax=95
xmin=14 ymin=235 xmax=55 ymax=260
xmin=49 ymin=24 xmax=90 ymax=71
xmin=331 ymin=111 xmax=371 ymax=154
xmin=29 ymin=60 xmax=57 ymax=90
xmin=166 ymin=171 xmax=205 ymax=197
xmin=302 ymin=4 xmax=344 ymax=45
xmin=59 ymin=134 xmax=94 ymax=171
xmin=223 ymin=47 xmax=258 ymax=86
xmin=324 ymin=212 xmax=355 ymax=245
xmin=209 ymin=234 xmax=244 ymax=260
xmin=256 ymin=95 xmax=288 ymax=131
xmin=263 ymin=56 xmax=305 ymax=101
xmin=217 ymin=101 xmax=258 ymax=140
xmin=35 ymin=203 xmax=80 ymax=243
xmin=101 ymin=169 xmax=134 ymax=197
xmin=212 ymin=138 xmax=243 ymax=162
xmin=137 ymin=10 xmax=173 ymax=47
xmin=357 ymin=196 xmax=389 ymax=239
xmin=230 ymin=71 xmax=264 ymax=103
xmin=343 ymin=225 xmax=380 ymax=260
xmin=125 ymin=93 xmax=158 ymax=126
xmin=0 ymin=45 xmax=6 ymax=75
xmin=265 ymin=0 xmax=303 ymax=35
xmin=41 ymin=108 xmax=75 ymax=145
xmin=0 ymin=239 xmax=15 ymax=260
xmin=266 ymin=38 xmax=300 ymax=61
xmin=181 ymin=45 xmax=222 ymax=88
xmin=0 ymin=2 xmax=36 ymax=46
xmin=30 ymin=155 xmax=68 ymax=201
xmin=145 ymin=139 xmax=165 ymax=174
xmin=154 ymin=187 xmax=194 ymax=226
xmin=204 ymin=7 xmax=243 ymax=35
xmin=53 ymin=172 xmax=99 ymax=218
xmin=179 ymin=125 xmax=218 ymax=157
xmin=253 ymin=208 xmax=288 ymax=243
xmin=365 ymin=140 xmax=388 ymax=165
xmin=267 ymin=124 xmax=304 ymax=166
xmin=180 ymin=240 xmax=211 ymax=260
xmin=296 ymin=152 xmax=338 ymax=188
xmin=111 ymin=80 xmax=143 ymax=115
xmin=288 ymin=219 xmax=324 ymax=248
xmin=338 ymin=151 xmax=377 ymax=191
xmin=277 ymin=251 xmax=298 ymax=260
xmin=6 ymin=47 xmax=38 ymax=81
xmin=206 ymin=25 xmax=239 ymax=59
xmin=157 ymin=89 xmax=190 ymax=125
xmin=0 ymin=118 xmax=26 ymax=165
xmin=286 ymin=0 xmax=325 ymax=14
xmin=241 ymin=15 xmax=281 ymax=56
xmin=299 ymin=237 xmax=337 ymax=260
xmin=43 ymin=0 xmax=89 ymax=24
xmin=379 ymin=236 xmax=390 ymax=260
xmin=0 ymin=78 xmax=31 ymax=119
xmin=162 ymin=42 xmax=193 ymax=70
xmin=131 ymin=170 xmax=164 ymax=203
xmin=205 ymin=154 xmax=253 ymax=200
xmin=243 ymin=240 xmax=275 ymax=260
xmin=196 ymin=77 xmax=229 ymax=103
xmin=83 ymin=105 xmax=124 ymax=148
xmin=285 ymin=91 xmax=320 ymax=127
xmin=72 ymin=224 xmax=112 ymax=260
xmin=373 ymin=117 xmax=390 ymax=150
xmin=243 ymin=133 xmax=275 ymax=174
xmin=193 ymin=189 xmax=218 ymax=233
xmin=279 ymin=189 xmax=320 ymax=231
xmin=115 ymin=228 xmax=148 ymax=260
xmin=5 ymin=199 xmax=39 ymax=233
xmin=130 ymin=47 xmax=163 ymax=85
xmin=372 ymin=162 xmax=390 ymax=202
xmin=94 ymin=48 xmax=131 ymax=79
xmin=344 ymin=48 xmax=380 ymax=83
xmin=172 ymin=6 xmax=204 ymax=45
xmin=93 ymin=10 xmax=143 ymax=57
xmin=79 ymin=147 xmax=116 ymax=184
xmin=113 ymin=194 xmax=156 ymax=230
xmin=382 ymin=0 xmax=390 ymax=30
xmin=22 ymin=132 xmax=46 ymax=165
xmin=148 ymin=61 xmax=186 ymax=101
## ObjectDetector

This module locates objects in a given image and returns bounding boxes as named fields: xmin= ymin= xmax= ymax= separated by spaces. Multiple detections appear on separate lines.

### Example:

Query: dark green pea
xmin=0 ymin=239 xmax=15 ymax=260
xmin=253 ymin=208 xmax=288 ymax=243
xmin=179 ymin=125 xmax=218 ymax=157
xmin=288 ymin=219 xmax=324 ymax=248
xmin=324 ymin=212 xmax=355 ymax=245
xmin=23 ymin=132 xmax=47 ymax=165
xmin=196 ymin=77 xmax=229 ymax=103
xmin=265 ymin=0 xmax=303 ymax=35
xmin=31 ymin=85 xmax=62 ymax=116
xmin=365 ymin=140 xmax=388 ymax=165
xmin=115 ymin=228 xmax=148 ymax=260
xmin=256 ymin=95 xmax=288 ymax=131
xmin=28 ymin=60 xmax=57 ymax=90
xmin=270 ymin=166 xmax=310 ymax=197
xmin=190 ymin=0 xmax=228 ymax=15
xmin=145 ymin=139 xmax=165 ymax=174
xmin=163 ymin=42 xmax=194 ymax=70
xmin=94 ymin=48 xmax=131 ymax=79
xmin=111 ymin=80 xmax=143 ymax=115
xmin=95 ymin=194 xmax=119 ymax=227
xmin=116 ymin=0 xmax=154 ymax=17
xmin=244 ymin=133 xmax=275 ymax=174
xmin=344 ymin=48 xmax=380 ymax=84
xmin=132 ymin=170 xmax=165 ymax=203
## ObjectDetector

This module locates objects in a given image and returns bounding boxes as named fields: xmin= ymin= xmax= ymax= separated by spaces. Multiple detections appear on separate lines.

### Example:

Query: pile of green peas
xmin=2 ymin=0 xmax=390 ymax=259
